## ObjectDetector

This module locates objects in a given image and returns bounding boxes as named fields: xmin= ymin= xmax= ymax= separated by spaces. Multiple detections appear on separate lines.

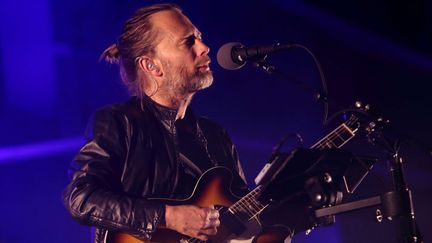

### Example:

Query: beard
xmin=161 ymin=60 xmax=214 ymax=97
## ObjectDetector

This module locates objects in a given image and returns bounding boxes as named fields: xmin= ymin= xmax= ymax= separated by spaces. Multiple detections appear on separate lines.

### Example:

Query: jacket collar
xmin=137 ymin=95 xmax=197 ymax=134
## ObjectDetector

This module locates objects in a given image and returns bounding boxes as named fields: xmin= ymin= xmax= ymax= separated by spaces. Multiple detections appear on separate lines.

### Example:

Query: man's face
xmin=150 ymin=10 xmax=213 ymax=96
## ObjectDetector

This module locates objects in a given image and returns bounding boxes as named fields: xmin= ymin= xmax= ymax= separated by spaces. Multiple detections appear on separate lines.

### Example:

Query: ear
xmin=137 ymin=56 xmax=162 ymax=77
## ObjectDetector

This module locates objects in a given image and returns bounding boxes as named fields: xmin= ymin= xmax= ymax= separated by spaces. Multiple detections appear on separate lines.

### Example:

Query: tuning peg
xmin=368 ymin=121 xmax=377 ymax=130
xmin=377 ymin=116 xmax=390 ymax=123
xmin=355 ymin=101 xmax=362 ymax=108
xmin=364 ymin=104 xmax=371 ymax=111
xmin=354 ymin=101 xmax=372 ymax=112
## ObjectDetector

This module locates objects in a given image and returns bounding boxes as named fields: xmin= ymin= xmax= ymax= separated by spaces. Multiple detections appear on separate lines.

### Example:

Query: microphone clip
xmin=252 ymin=59 xmax=276 ymax=74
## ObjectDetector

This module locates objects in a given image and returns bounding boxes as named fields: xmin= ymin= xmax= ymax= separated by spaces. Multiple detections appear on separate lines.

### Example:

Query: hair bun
xmin=99 ymin=44 xmax=120 ymax=64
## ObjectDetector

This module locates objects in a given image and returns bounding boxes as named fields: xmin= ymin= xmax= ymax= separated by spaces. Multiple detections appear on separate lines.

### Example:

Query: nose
xmin=195 ymin=39 xmax=210 ymax=57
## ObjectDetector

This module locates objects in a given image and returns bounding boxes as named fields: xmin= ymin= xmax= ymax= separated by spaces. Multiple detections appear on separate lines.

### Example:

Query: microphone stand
xmin=251 ymin=58 xmax=424 ymax=242
xmin=252 ymin=57 xmax=343 ymax=117
xmin=252 ymin=59 xmax=326 ymax=102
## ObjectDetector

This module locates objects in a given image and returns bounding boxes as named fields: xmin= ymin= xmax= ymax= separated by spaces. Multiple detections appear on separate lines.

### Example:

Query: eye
xmin=184 ymin=35 xmax=196 ymax=48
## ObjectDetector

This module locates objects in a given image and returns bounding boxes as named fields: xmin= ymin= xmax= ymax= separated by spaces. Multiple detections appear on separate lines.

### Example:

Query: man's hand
xmin=165 ymin=204 xmax=220 ymax=241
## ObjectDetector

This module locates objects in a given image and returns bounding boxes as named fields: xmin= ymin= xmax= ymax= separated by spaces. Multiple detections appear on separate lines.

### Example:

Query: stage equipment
xmin=254 ymin=109 xmax=423 ymax=243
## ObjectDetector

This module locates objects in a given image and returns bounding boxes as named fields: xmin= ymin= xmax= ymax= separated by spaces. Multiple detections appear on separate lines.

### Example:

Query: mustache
xmin=197 ymin=57 xmax=211 ymax=66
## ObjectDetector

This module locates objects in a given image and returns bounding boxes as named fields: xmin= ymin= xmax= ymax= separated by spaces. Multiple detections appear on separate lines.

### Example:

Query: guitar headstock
xmin=344 ymin=114 xmax=360 ymax=132
xmin=350 ymin=101 xmax=390 ymax=145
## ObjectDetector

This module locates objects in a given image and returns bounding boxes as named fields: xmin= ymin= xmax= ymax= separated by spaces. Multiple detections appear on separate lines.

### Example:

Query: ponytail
xmin=99 ymin=44 xmax=120 ymax=64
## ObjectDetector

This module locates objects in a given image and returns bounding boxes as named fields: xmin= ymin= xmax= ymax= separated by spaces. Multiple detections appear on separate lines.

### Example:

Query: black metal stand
xmin=313 ymin=152 xmax=423 ymax=242
xmin=387 ymin=152 xmax=422 ymax=243
xmin=253 ymin=106 xmax=424 ymax=242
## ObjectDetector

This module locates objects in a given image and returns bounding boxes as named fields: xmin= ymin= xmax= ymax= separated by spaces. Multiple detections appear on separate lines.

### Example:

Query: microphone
xmin=216 ymin=42 xmax=292 ymax=70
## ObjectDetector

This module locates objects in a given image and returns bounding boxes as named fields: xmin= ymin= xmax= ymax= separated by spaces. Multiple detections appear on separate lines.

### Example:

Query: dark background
xmin=0 ymin=0 xmax=431 ymax=242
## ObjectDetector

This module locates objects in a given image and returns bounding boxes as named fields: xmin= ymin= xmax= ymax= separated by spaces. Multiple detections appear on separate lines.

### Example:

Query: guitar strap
xmin=178 ymin=152 xmax=202 ymax=176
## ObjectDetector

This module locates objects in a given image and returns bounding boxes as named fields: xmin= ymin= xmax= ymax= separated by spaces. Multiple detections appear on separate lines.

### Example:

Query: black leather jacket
xmin=63 ymin=96 xmax=247 ymax=242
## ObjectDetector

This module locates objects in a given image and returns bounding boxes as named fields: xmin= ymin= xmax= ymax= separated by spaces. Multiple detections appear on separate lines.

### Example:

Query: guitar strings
xmin=313 ymin=123 xmax=355 ymax=149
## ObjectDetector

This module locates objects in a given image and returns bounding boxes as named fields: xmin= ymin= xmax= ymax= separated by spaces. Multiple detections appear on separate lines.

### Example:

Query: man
xmin=63 ymin=3 xmax=251 ymax=242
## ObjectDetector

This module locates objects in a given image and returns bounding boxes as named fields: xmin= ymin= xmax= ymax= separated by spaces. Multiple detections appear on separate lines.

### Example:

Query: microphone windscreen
xmin=216 ymin=42 xmax=245 ymax=70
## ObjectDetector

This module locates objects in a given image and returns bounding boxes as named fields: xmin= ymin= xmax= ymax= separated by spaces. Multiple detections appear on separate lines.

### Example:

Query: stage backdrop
xmin=0 ymin=0 xmax=431 ymax=242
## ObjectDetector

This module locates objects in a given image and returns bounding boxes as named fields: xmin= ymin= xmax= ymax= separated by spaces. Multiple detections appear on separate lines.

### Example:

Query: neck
xmin=147 ymin=92 xmax=194 ymax=120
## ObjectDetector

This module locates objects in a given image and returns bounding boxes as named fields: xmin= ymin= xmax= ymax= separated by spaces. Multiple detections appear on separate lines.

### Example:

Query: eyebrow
xmin=181 ymin=28 xmax=201 ymax=41
xmin=195 ymin=30 xmax=202 ymax=39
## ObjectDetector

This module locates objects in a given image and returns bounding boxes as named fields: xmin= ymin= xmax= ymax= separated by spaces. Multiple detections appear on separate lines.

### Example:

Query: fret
xmin=333 ymin=132 xmax=347 ymax=145
xmin=244 ymin=198 xmax=260 ymax=215
xmin=249 ymin=196 xmax=263 ymax=211
xmin=229 ymin=186 xmax=265 ymax=221
xmin=333 ymin=124 xmax=356 ymax=148
xmin=230 ymin=196 xmax=251 ymax=216
xmin=325 ymin=138 xmax=337 ymax=148
xmin=243 ymin=193 xmax=262 ymax=215
xmin=339 ymin=132 xmax=352 ymax=141
xmin=242 ymin=196 xmax=257 ymax=213
xmin=341 ymin=123 xmax=356 ymax=136
xmin=237 ymin=198 xmax=255 ymax=217
xmin=252 ymin=197 xmax=264 ymax=212
xmin=311 ymin=121 xmax=356 ymax=149
xmin=327 ymin=129 xmax=348 ymax=147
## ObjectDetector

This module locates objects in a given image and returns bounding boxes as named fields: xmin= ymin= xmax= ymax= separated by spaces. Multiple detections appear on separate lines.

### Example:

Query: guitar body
xmin=252 ymin=225 xmax=292 ymax=243
xmin=105 ymin=166 xmax=245 ymax=243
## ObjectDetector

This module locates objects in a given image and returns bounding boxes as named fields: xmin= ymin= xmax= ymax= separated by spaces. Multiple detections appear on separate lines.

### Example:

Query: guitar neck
xmin=228 ymin=117 xmax=359 ymax=222
xmin=310 ymin=118 xmax=358 ymax=149
xmin=228 ymin=185 xmax=267 ymax=222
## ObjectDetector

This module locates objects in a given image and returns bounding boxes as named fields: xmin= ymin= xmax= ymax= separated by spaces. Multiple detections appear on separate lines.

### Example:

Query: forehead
xmin=150 ymin=10 xmax=197 ymax=40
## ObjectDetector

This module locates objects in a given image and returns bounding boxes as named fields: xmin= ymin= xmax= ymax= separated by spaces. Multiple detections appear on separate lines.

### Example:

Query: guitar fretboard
xmin=228 ymin=116 xmax=359 ymax=222
xmin=311 ymin=122 xmax=358 ymax=149
xmin=229 ymin=185 xmax=266 ymax=221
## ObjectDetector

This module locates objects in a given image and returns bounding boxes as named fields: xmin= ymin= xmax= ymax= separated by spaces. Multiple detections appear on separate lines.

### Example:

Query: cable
xmin=289 ymin=44 xmax=329 ymax=125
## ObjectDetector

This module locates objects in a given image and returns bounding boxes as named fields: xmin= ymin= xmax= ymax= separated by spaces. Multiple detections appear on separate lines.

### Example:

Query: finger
xmin=195 ymin=234 xmax=209 ymax=241
xmin=204 ymin=208 xmax=219 ymax=220
xmin=209 ymin=218 xmax=220 ymax=227
xmin=202 ymin=218 xmax=220 ymax=229
xmin=213 ymin=218 xmax=220 ymax=227
xmin=209 ymin=209 xmax=219 ymax=219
